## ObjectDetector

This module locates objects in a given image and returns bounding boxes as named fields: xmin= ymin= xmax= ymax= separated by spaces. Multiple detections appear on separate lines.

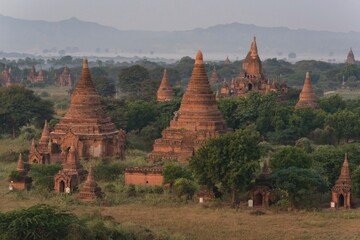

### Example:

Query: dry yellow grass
xmin=0 ymin=178 xmax=359 ymax=240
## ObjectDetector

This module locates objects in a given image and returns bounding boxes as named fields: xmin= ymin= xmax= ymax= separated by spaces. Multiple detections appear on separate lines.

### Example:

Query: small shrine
xmin=77 ymin=167 xmax=102 ymax=202
xmin=331 ymin=154 xmax=352 ymax=209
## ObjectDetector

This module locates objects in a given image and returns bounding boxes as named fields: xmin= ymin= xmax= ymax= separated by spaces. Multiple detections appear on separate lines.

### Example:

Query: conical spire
xmin=346 ymin=48 xmax=356 ymax=64
xmin=77 ymin=166 xmax=102 ymax=201
xmin=39 ymin=120 xmax=50 ymax=144
xmin=250 ymin=36 xmax=259 ymax=58
xmin=157 ymin=69 xmax=174 ymax=102
xmin=171 ymin=50 xmax=226 ymax=131
xmin=17 ymin=153 xmax=26 ymax=173
xmin=224 ymin=56 xmax=231 ymax=64
xmin=209 ymin=66 xmax=220 ymax=84
xmin=63 ymin=64 xmax=69 ymax=74
xmin=295 ymin=72 xmax=319 ymax=110
xmin=340 ymin=154 xmax=350 ymax=180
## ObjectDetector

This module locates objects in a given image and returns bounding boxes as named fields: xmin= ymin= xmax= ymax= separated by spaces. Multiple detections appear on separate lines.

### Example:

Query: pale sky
xmin=1 ymin=0 xmax=360 ymax=32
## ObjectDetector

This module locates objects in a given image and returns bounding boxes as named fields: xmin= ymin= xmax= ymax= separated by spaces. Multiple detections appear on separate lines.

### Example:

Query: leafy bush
xmin=29 ymin=164 xmax=62 ymax=191
xmin=173 ymin=178 xmax=197 ymax=200
xmin=163 ymin=164 xmax=193 ymax=187
xmin=0 ymin=204 xmax=79 ymax=240
xmin=94 ymin=163 xmax=123 ymax=181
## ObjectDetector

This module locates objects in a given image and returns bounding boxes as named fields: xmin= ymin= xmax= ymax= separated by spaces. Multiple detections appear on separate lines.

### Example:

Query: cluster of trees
xmin=188 ymin=126 xmax=360 ymax=208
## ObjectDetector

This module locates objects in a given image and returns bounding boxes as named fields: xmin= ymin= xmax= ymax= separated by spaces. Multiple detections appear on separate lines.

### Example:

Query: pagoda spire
xmin=17 ymin=153 xmax=26 ymax=173
xmin=157 ymin=69 xmax=173 ymax=102
xmin=250 ymin=36 xmax=259 ymax=58
xmin=295 ymin=72 xmax=319 ymax=110
xmin=39 ymin=120 xmax=50 ymax=144
xmin=339 ymin=154 xmax=350 ymax=180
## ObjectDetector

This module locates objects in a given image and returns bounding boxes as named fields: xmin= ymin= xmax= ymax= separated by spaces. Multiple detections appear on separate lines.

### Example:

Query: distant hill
xmin=1 ymin=14 xmax=360 ymax=60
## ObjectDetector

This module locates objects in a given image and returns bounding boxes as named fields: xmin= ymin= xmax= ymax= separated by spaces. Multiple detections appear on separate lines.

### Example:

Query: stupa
xmin=0 ymin=66 xmax=16 ymax=86
xmin=147 ymin=50 xmax=227 ymax=163
xmin=36 ymin=67 xmax=46 ymax=82
xmin=157 ymin=69 xmax=174 ymax=102
xmin=331 ymin=154 xmax=351 ymax=208
xmin=209 ymin=66 xmax=220 ymax=85
xmin=28 ymin=120 xmax=52 ymax=164
xmin=346 ymin=48 xmax=356 ymax=64
xmin=27 ymin=66 xmax=36 ymax=83
xmin=219 ymin=79 xmax=230 ymax=97
xmin=51 ymin=58 xmax=125 ymax=160
xmin=9 ymin=153 xmax=32 ymax=190
xmin=77 ymin=167 xmax=102 ymax=202
xmin=58 ymin=65 xmax=72 ymax=86
xmin=295 ymin=72 xmax=319 ymax=110
xmin=224 ymin=56 xmax=231 ymax=64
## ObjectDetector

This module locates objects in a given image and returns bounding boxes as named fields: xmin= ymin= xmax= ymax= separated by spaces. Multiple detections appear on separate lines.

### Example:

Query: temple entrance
xmin=248 ymin=84 xmax=253 ymax=91
xmin=32 ymin=159 xmax=38 ymax=164
xmin=59 ymin=180 xmax=65 ymax=193
xmin=339 ymin=194 xmax=345 ymax=207
xmin=254 ymin=193 xmax=263 ymax=206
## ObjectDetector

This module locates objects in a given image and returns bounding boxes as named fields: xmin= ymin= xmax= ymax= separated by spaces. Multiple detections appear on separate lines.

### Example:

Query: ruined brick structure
xmin=147 ymin=51 xmax=227 ymax=163
xmin=28 ymin=120 xmax=52 ymax=164
xmin=51 ymin=58 xmax=125 ymax=160
xmin=209 ymin=66 xmax=220 ymax=85
xmin=27 ymin=66 xmax=37 ymax=83
xmin=0 ymin=66 xmax=16 ymax=86
xmin=219 ymin=79 xmax=230 ymax=97
xmin=124 ymin=167 xmax=163 ymax=186
xmin=77 ymin=167 xmax=102 ymax=201
xmin=332 ymin=154 xmax=352 ymax=209
xmin=54 ymin=144 xmax=85 ymax=193
xmin=27 ymin=66 xmax=46 ymax=83
xmin=217 ymin=37 xmax=287 ymax=98
xmin=157 ymin=69 xmax=173 ymax=102
xmin=295 ymin=72 xmax=319 ymax=110
xmin=9 ymin=153 xmax=32 ymax=190
xmin=346 ymin=48 xmax=356 ymax=64
xmin=58 ymin=65 xmax=72 ymax=87
xmin=250 ymin=160 xmax=271 ymax=208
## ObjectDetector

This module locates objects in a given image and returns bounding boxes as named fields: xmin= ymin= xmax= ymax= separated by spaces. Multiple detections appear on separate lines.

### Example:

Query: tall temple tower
xmin=148 ymin=51 xmax=227 ymax=163
xmin=51 ymin=58 xmax=125 ymax=160
xmin=209 ymin=66 xmax=220 ymax=85
xmin=157 ymin=69 xmax=174 ymax=102
xmin=241 ymin=36 xmax=265 ymax=79
xmin=346 ymin=48 xmax=356 ymax=64
xmin=331 ymin=154 xmax=352 ymax=208
xmin=58 ymin=65 xmax=72 ymax=86
xmin=295 ymin=72 xmax=319 ymax=110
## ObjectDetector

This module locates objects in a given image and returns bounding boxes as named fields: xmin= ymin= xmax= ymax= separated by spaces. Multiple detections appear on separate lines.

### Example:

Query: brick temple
xmin=27 ymin=66 xmax=46 ymax=83
xmin=295 ymin=72 xmax=319 ymax=110
xmin=51 ymin=58 xmax=125 ymax=160
xmin=217 ymin=37 xmax=287 ymax=98
xmin=157 ymin=69 xmax=174 ymax=102
xmin=331 ymin=154 xmax=352 ymax=209
xmin=147 ymin=50 xmax=227 ymax=163
xmin=58 ymin=65 xmax=72 ymax=86
xmin=77 ymin=167 xmax=102 ymax=202
xmin=0 ymin=66 xmax=16 ymax=86
xmin=346 ymin=48 xmax=356 ymax=64
xmin=209 ymin=66 xmax=220 ymax=85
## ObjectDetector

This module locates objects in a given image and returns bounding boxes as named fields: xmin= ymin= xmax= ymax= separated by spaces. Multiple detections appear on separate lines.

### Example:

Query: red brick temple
xmin=331 ymin=154 xmax=352 ymax=209
xmin=157 ymin=69 xmax=174 ymax=102
xmin=295 ymin=72 xmax=319 ymax=110
xmin=147 ymin=50 xmax=227 ymax=163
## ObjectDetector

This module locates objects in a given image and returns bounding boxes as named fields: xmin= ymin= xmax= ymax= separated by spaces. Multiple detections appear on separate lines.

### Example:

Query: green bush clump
xmin=29 ymin=164 xmax=62 ymax=191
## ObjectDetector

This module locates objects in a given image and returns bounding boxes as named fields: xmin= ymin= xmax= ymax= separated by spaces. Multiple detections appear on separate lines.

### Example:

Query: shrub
xmin=29 ymin=164 xmax=62 ymax=191
xmin=173 ymin=178 xmax=197 ymax=200
xmin=94 ymin=163 xmax=123 ymax=181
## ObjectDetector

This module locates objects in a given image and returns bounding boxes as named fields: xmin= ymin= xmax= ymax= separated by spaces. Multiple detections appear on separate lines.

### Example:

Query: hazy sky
xmin=1 ymin=0 xmax=360 ymax=32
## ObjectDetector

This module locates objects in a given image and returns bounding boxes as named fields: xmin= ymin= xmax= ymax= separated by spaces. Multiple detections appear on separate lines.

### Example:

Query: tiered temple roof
xmin=157 ymin=69 xmax=174 ymax=102
xmin=36 ymin=67 xmax=45 ymax=82
xmin=51 ymin=58 xmax=125 ymax=159
xmin=295 ymin=72 xmax=319 ymax=110
xmin=346 ymin=48 xmax=356 ymax=64
xmin=148 ymin=50 xmax=227 ymax=163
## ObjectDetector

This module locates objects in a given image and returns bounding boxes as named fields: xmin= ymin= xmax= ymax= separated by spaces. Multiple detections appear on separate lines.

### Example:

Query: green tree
xmin=319 ymin=95 xmax=346 ymax=113
xmin=270 ymin=167 xmax=328 ymax=208
xmin=173 ymin=178 xmax=197 ymax=200
xmin=325 ymin=110 xmax=360 ymax=143
xmin=270 ymin=146 xmax=312 ymax=171
xmin=163 ymin=163 xmax=193 ymax=187
xmin=118 ymin=65 xmax=149 ymax=93
xmin=0 ymin=86 xmax=54 ymax=137
xmin=352 ymin=166 xmax=360 ymax=198
xmin=190 ymin=126 xmax=261 ymax=206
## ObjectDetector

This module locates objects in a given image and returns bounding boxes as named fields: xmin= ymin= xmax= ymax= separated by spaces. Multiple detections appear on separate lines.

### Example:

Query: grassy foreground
xmin=0 ymin=179 xmax=360 ymax=240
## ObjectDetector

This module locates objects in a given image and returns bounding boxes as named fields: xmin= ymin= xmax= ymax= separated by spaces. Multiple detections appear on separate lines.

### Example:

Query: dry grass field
xmin=324 ymin=88 xmax=360 ymax=100
xmin=0 ymin=179 xmax=360 ymax=240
